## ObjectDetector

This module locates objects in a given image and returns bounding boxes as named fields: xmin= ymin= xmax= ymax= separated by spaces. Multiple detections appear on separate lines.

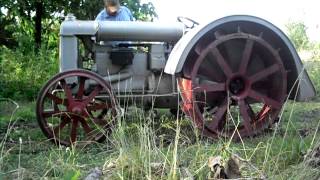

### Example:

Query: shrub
xmin=0 ymin=46 xmax=59 ymax=100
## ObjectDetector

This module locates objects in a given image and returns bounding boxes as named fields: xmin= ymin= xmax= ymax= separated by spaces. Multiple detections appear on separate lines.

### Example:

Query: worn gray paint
xmin=60 ymin=18 xmax=184 ymax=42
xmin=97 ymin=21 xmax=185 ymax=42
xmin=60 ymin=20 xmax=99 ymax=36
xmin=59 ymin=36 xmax=78 ymax=72
xmin=59 ymin=17 xmax=184 ymax=75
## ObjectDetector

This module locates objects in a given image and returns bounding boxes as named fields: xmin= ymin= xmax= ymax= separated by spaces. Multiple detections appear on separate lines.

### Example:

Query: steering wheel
xmin=177 ymin=16 xmax=200 ymax=29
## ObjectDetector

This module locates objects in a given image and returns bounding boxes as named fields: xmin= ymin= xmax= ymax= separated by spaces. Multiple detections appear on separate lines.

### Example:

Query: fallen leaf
xmin=208 ymin=156 xmax=227 ymax=179
xmin=208 ymin=156 xmax=223 ymax=172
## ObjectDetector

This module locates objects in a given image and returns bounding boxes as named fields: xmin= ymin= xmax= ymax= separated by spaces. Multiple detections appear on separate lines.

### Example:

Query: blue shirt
xmin=95 ymin=6 xmax=134 ymax=21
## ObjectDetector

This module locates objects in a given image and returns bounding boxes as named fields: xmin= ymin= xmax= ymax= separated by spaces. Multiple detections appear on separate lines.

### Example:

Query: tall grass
xmin=0 ymin=96 xmax=319 ymax=179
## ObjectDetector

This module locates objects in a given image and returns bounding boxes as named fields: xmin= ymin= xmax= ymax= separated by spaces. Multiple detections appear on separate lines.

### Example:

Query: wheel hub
xmin=69 ymin=101 xmax=85 ymax=115
xmin=228 ymin=76 xmax=247 ymax=96
xmin=72 ymin=106 xmax=83 ymax=115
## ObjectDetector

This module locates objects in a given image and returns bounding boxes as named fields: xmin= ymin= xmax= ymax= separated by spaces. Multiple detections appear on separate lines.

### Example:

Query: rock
xmin=225 ymin=155 xmax=242 ymax=179
xmin=208 ymin=155 xmax=242 ymax=179
xmin=85 ymin=167 xmax=103 ymax=180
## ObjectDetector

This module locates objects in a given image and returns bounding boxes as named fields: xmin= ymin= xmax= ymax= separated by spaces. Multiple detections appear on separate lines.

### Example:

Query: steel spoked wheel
xmin=179 ymin=32 xmax=287 ymax=139
xmin=36 ymin=69 xmax=118 ymax=146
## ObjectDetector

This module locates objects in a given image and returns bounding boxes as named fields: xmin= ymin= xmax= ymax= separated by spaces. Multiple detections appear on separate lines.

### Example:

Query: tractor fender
xmin=165 ymin=15 xmax=316 ymax=101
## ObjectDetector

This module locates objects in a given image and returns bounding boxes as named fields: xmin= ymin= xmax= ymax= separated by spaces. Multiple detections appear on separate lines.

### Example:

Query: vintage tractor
xmin=36 ymin=14 xmax=316 ymax=146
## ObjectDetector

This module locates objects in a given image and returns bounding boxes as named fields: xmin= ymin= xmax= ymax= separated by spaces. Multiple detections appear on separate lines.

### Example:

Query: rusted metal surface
xmin=36 ymin=69 xmax=117 ymax=146
xmin=178 ymin=32 xmax=287 ymax=138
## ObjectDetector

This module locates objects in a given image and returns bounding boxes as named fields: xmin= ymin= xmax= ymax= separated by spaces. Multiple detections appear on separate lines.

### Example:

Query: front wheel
xmin=36 ymin=69 xmax=118 ymax=146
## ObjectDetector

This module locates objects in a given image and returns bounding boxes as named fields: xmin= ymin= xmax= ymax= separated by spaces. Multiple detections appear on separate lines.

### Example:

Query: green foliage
xmin=285 ymin=21 xmax=310 ymax=51
xmin=0 ymin=47 xmax=59 ymax=100
xmin=0 ymin=0 xmax=157 ymax=50
xmin=63 ymin=170 xmax=81 ymax=180
xmin=123 ymin=0 xmax=157 ymax=21
xmin=311 ymin=42 xmax=320 ymax=61
xmin=308 ymin=61 xmax=320 ymax=98
xmin=65 ymin=0 xmax=157 ymax=21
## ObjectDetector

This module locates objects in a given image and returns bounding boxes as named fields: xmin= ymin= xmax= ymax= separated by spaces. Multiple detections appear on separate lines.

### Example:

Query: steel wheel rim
xmin=36 ymin=69 xmax=118 ymax=146
xmin=179 ymin=32 xmax=287 ymax=138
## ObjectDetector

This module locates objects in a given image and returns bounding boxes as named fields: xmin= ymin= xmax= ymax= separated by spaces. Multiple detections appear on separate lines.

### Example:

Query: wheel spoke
xmin=206 ymin=98 xmax=228 ymax=132
xmin=60 ymin=79 xmax=74 ymax=102
xmin=198 ymin=65 xmax=224 ymax=82
xmin=76 ymin=77 xmax=86 ymax=99
xmin=79 ymin=118 xmax=93 ymax=135
xmin=247 ymin=101 xmax=256 ymax=120
xmin=239 ymin=99 xmax=254 ymax=133
xmin=248 ymin=90 xmax=282 ymax=109
xmin=53 ymin=118 xmax=70 ymax=135
xmin=43 ymin=110 xmax=67 ymax=118
xmin=249 ymin=64 xmax=280 ymax=84
xmin=92 ymin=118 xmax=110 ymax=129
xmin=86 ymin=103 xmax=109 ymax=112
xmin=97 ymin=109 xmax=109 ymax=119
xmin=70 ymin=120 xmax=79 ymax=143
xmin=194 ymin=83 xmax=226 ymax=93
xmin=88 ymin=108 xmax=109 ymax=119
xmin=46 ymin=93 xmax=67 ymax=106
xmin=83 ymin=86 xmax=102 ymax=105
xmin=195 ymin=41 xmax=205 ymax=55
xmin=210 ymin=47 xmax=233 ymax=78
xmin=239 ymin=39 xmax=254 ymax=74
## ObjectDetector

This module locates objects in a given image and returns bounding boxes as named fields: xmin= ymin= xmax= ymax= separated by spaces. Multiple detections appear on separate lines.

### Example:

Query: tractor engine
xmin=59 ymin=15 xmax=185 ymax=109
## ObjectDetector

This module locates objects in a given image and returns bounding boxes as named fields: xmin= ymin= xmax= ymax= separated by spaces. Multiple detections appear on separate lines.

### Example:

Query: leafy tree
xmin=286 ymin=21 xmax=310 ymax=51
xmin=65 ymin=0 xmax=157 ymax=20
xmin=123 ymin=0 xmax=157 ymax=21
xmin=0 ymin=0 xmax=66 ymax=49
xmin=0 ymin=0 xmax=157 ymax=50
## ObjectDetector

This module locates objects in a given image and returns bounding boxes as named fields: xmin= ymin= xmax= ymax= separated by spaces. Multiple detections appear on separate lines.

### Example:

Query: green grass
xmin=0 ymin=56 xmax=319 ymax=179
xmin=0 ymin=98 xmax=319 ymax=179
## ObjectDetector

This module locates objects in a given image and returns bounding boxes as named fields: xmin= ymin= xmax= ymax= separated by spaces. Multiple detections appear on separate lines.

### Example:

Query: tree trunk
xmin=34 ymin=1 xmax=43 ymax=51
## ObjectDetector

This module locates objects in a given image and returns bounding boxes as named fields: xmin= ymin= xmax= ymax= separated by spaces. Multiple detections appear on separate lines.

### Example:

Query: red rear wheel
xmin=179 ymin=32 xmax=287 ymax=139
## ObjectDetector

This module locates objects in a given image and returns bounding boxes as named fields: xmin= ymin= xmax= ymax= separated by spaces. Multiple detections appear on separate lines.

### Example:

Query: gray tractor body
xmin=59 ymin=15 xmax=316 ymax=109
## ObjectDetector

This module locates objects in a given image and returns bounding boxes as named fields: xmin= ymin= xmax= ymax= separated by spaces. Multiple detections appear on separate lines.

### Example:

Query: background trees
xmin=285 ymin=21 xmax=310 ymax=51
xmin=0 ymin=0 xmax=157 ymax=50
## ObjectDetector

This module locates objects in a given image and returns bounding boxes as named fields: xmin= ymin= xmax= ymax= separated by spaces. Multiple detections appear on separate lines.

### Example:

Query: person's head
xmin=104 ymin=0 xmax=120 ymax=16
